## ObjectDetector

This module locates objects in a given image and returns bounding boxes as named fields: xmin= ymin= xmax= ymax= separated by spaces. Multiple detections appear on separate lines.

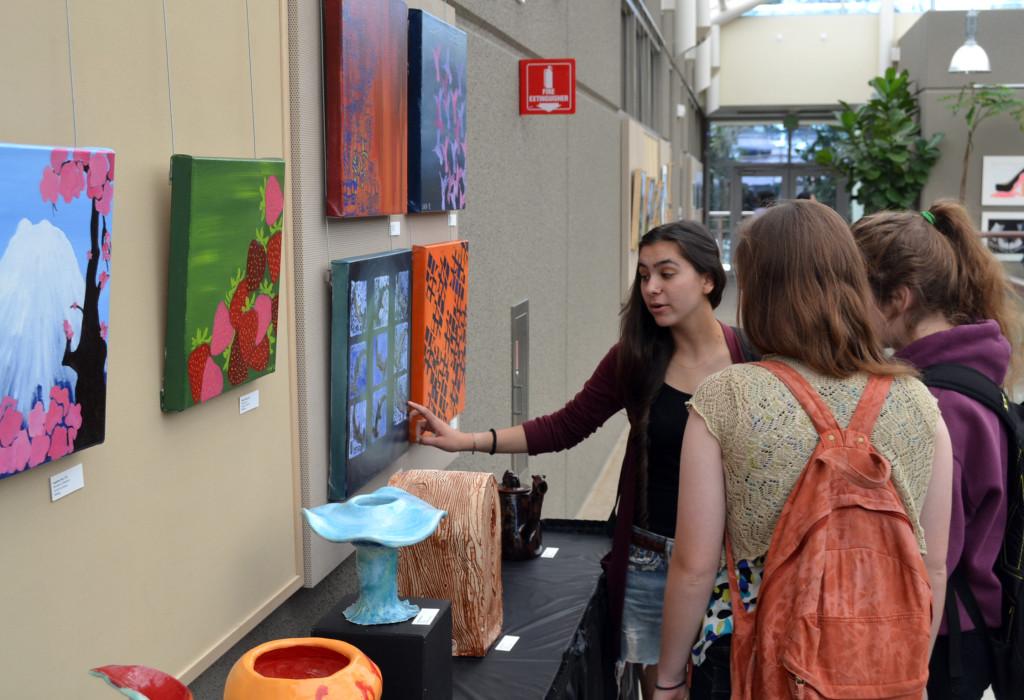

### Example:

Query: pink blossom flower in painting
xmin=28 ymin=402 xmax=46 ymax=438
xmin=86 ymin=250 xmax=93 ymax=261
xmin=105 ymin=152 xmax=116 ymax=180
xmin=58 ymin=160 xmax=86 ymax=203
xmin=50 ymin=149 xmax=68 ymax=169
xmin=95 ymin=181 xmax=114 ymax=215
xmin=51 ymin=386 xmax=70 ymax=409
xmin=64 ymin=403 xmax=83 ymax=432
xmin=100 ymin=321 xmax=108 ymax=340
xmin=44 ymin=400 xmax=63 ymax=436
xmin=0 ymin=397 xmax=22 ymax=448
xmin=47 ymin=425 xmax=71 ymax=461
xmin=98 ymin=271 xmax=109 ymax=290
xmin=40 ymin=165 xmax=61 ymax=204
xmin=102 ymin=231 xmax=112 ymax=261
xmin=8 ymin=431 xmax=31 ymax=473
xmin=264 ymin=175 xmax=283 ymax=227
xmin=64 ymin=319 xmax=73 ymax=340
xmin=28 ymin=433 xmax=50 ymax=468
xmin=0 ymin=446 xmax=14 ymax=475
xmin=87 ymin=152 xmax=110 ymax=198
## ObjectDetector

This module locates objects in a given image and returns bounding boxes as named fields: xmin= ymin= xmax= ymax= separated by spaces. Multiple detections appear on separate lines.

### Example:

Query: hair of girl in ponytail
xmin=929 ymin=199 xmax=1024 ymax=381
xmin=852 ymin=199 xmax=1023 ymax=382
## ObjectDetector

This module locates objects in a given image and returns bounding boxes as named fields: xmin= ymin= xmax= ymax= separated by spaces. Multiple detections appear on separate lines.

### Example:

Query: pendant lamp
xmin=948 ymin=9 xmax=991 ymax=74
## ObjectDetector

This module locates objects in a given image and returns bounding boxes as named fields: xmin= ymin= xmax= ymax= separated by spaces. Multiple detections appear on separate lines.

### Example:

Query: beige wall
xmin=0 ymin=1 xmax=299 ymax=697
xmin=718 ymin=13 xmax=922 ymax=109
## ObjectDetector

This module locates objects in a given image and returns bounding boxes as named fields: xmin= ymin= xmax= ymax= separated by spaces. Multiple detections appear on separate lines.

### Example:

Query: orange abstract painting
xmin=410 ymin=240 xmax=468 ymax=441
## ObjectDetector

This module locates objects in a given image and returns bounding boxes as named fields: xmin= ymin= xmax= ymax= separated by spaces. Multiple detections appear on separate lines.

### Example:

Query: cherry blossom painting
xmin=408 ymin=9 xmax=467 ymax=212
xmin=161 ymin=156 xmax=285 ymax=412
xmin=0 ymin=143 xmax=115 ymax=479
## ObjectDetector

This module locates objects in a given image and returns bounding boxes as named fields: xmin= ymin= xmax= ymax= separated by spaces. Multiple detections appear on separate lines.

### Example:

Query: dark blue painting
xmin=330 ymin=249 xmax=412 ymax=500
xmin=408 ymin=10 xmax=467 ymax=213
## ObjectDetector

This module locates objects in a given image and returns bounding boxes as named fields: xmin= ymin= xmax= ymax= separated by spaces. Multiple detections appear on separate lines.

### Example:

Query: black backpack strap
xmin=921 ymin=363 xmax=1017 ymax=437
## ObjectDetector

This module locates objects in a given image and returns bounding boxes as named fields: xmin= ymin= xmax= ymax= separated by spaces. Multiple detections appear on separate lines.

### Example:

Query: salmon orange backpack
xmin=726 ymin=361 xmax=933 ymax=699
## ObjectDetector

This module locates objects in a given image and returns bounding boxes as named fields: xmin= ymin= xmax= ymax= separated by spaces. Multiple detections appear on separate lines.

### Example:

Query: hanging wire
xmin=244 ymin=0 xmax=257 ymax=157
xmin=65 ymin=0 xmax=78 ymax=146
xmin=162 ymin=0 xmax=176 ymax=154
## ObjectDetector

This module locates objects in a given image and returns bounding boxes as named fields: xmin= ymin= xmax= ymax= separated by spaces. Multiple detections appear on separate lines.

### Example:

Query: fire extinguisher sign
xmin=519 ymin=59 xmax=576 ymax=115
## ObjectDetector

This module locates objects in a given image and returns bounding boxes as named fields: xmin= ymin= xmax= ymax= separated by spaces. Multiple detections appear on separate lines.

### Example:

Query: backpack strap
xmin=922 ymin=363 xmax=1020 ymax=442
xmin=755 ymin=360 xmax=842 ymax=437
xmin=847 ymin=373 xmax=895 ymax=436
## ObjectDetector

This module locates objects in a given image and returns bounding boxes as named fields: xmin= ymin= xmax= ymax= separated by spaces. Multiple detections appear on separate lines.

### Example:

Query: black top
xmin=646 ymin=383 xmax=691 ymax=538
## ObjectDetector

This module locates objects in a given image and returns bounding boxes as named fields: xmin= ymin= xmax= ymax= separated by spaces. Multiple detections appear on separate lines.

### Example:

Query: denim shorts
xmin=620 ymin=527 xmax=674 ymax=666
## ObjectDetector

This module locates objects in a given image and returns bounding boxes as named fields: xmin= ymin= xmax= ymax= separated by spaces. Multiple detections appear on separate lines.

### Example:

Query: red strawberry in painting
xmin=246 ymin=240 xmax=267 ymax=291
xmin=236 ymin=309 xmax=260 ymax=366
xmin=267 ymin=231 xmax=282 ymax=284
xmin=228 ymin=343 xmax=248 ymax=386
xmin=229 ymin=279 xmax=250 ymax=329
xmin=250 ymin=336 xmax=270 ymax=372
xmin=187 ymin=329 xmax=213 ymax=403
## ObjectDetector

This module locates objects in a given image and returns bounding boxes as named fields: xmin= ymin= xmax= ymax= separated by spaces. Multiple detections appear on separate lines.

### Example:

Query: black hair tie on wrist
xmin=655 ymin=679 xmax=686 ymax=691
xmin=488 ymin=428 xmax=497 ymax=455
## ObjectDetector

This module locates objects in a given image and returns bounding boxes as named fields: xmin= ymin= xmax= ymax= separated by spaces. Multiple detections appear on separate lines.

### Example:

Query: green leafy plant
xmin=813 ymin=68 xmax=942 ymax=214
xmin=944 ymin=84 xmax=1024 ymax=202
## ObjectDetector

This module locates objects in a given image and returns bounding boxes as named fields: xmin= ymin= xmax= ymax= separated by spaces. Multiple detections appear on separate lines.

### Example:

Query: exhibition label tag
xmin=495 ymin=635 xmax=520 ymax=652
xmin=412 ymin=608 xmax=439 ymax=626
xmin=541 ymin=547 xmax=559 ymax=558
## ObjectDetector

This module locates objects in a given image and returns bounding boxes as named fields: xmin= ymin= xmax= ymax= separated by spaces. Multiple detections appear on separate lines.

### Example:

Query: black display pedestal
xmin=312 ymin=596 xmax=453 ymax=700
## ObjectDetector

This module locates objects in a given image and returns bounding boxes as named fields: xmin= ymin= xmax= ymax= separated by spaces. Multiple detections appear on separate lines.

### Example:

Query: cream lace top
xmin=689 ymin=357 xmax=940 ymax=561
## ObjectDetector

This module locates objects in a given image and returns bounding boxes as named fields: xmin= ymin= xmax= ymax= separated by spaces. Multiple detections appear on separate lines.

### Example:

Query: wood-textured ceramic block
xmin=389 ymin=470 xmax=502 ymax=656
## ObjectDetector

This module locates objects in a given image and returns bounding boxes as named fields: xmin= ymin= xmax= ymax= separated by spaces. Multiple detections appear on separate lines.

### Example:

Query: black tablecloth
xmin=452 ymin=519 xmax=630 ymax=700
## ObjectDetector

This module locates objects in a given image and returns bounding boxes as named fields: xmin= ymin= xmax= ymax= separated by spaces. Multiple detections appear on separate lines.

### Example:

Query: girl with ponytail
xmin=853 ymin=200 xmax=1022 ymax=700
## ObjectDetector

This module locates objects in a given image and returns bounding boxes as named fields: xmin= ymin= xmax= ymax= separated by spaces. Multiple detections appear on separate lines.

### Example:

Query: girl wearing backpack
xmin=409 ymin=221 xmax=755 ymax=699
xmin=654 ymin=200 xmax=953 ymax=700
xmin=853 ymin=200 xmax=1021 ymax=700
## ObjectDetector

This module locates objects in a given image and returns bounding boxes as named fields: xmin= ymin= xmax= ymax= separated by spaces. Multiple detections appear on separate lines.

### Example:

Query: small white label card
xmin=540 ymin=547 xmax=559 ymax=558
xmin=50 ymin=463 xmax=84 ymax=502
xmin=448 ymin=211 xmax=458 ymax=227
xmin=239 ymin=390 xmax=260 ymax=414
xmin=389 ymin=220 xmax=401 ymax=237
xmin=412 ymin=608 xmax=439 ymax=626
xmin=495 ymin=635 xmax=520 ymax=652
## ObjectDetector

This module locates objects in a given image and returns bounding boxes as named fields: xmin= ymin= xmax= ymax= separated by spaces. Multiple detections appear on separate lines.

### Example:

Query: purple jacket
xmin=896 ymin=320 xmax=1010 ymax=633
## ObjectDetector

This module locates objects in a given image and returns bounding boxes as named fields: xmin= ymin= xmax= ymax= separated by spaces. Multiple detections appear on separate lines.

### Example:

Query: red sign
xmin=519 ymin=59 xmax=576 ymax=115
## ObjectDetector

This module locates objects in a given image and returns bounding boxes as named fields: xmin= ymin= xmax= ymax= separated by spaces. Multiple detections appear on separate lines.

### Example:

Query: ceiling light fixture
xmin=948 ymin=9 xmax=991 ymax=74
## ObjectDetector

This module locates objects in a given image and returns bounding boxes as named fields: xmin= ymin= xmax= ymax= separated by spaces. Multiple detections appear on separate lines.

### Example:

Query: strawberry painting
xmin=0 ymin=142 xmax=115 ymax=480
xmin=162 ymin=156 xmax=285 ymax=412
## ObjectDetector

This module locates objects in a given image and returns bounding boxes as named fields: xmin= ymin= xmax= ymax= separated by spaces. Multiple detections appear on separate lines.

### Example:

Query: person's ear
xmin=701 ymin=273 xmax=714 ymax=295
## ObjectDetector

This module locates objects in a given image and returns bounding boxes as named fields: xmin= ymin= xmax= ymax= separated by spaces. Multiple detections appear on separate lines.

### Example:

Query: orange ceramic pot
xmin=223 ymin=637 xmax=382 ymax=700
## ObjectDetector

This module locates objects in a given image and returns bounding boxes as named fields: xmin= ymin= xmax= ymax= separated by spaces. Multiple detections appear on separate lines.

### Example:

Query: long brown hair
xmin=616 ymin=221 xmax=726 ymax=526
xmin=852 ymin=200 xmax=1023 ymax=377
xmin=734 ymin=200 xmax=909 ymax=378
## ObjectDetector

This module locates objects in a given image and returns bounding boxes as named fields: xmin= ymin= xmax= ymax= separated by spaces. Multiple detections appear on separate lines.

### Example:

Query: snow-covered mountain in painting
xmin=0 ymin=218 xmax=84 ymax=415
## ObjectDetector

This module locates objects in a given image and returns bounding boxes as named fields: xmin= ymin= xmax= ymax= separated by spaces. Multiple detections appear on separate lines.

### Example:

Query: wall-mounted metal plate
xmin=511 ymin=300 xmax=529 ymax=475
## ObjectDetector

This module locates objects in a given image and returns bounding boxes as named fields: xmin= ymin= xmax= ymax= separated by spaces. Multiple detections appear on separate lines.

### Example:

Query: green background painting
xmin=162 ymin=155 xmax=286 ymax=412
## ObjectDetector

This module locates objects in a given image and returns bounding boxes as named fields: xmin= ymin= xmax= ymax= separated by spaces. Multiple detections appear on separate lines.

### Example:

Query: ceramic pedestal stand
xmin=303 ymin=486 xmax=447 ymax=625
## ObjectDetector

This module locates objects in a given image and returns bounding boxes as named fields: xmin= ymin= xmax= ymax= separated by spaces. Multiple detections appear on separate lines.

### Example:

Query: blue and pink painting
xmin=0 ymin=143 xmax=114 ymax=479
xmin=408 ymin=10 xmax=467 ymax=213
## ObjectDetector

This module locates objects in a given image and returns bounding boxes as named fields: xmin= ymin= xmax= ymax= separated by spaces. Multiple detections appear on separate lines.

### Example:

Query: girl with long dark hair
xmin=853 ymin=200 xmax=1021 ymax=700
xmin=410 ymin=220 xmax=753 ymax=698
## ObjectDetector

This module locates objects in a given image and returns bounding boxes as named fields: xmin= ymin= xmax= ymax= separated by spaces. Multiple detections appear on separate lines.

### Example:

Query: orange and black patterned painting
xmin=410 ymin=240 xmax=468 ymax=441
xmin=323 ymin=0 xmax=408 ymax=218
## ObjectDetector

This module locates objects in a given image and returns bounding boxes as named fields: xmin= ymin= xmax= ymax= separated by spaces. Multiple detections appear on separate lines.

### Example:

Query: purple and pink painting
xmin=0 ymin=143 xmax=115 ymax=479
xmin=408 ymin=10 xmax=467 ymax=213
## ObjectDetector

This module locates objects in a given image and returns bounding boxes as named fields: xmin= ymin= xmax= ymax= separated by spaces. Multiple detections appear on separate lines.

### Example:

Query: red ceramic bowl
xmin=223 ymin=637 xmax=382 ymax=700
